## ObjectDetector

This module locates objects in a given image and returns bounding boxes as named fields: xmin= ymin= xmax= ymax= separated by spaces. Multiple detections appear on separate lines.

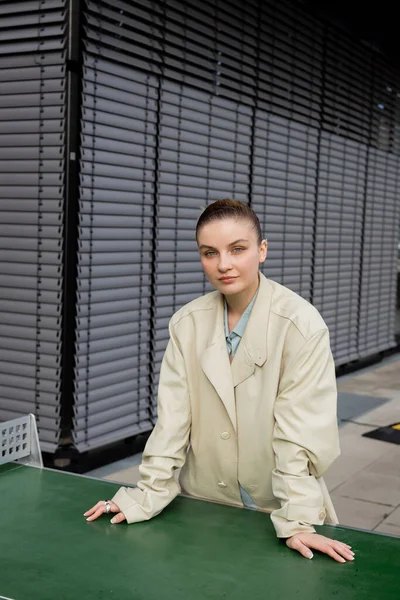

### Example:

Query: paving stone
xmin=324 ymin=454 xmax=380 ymax=492
xmin=376 ymin=505 xmax=400 ymax=527
xmin=357 ymin=398 xmax=400 ymax=427
xmin=330 ymin=495 xmax=392 ymax=530
xmin=333 ymin=471 xmax=400 ymax=507
xmin=338 ymin=423 xmax=394 ymax=461
xmin=105 ymin=464 xmax=142 ymax=485
xmin=363 ymin=447 xmax=400 ymax=479
xmin=373 ymin=522 xmax=400 ymax=537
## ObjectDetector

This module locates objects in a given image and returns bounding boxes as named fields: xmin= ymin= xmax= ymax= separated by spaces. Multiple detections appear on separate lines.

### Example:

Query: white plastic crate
xmin=0 ymin=414 xmax=42 ymax=467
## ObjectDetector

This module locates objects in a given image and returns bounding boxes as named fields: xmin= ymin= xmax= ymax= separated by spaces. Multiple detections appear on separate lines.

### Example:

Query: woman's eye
xmin=233 ymin=247 xmax=244 ymax=253
xmin=205 ymin=251 xmax=217 ymax=257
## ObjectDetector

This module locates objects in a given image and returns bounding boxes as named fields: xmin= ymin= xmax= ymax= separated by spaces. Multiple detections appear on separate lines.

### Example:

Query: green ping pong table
xmin=1 ymin=462 xmax=399 ymax=600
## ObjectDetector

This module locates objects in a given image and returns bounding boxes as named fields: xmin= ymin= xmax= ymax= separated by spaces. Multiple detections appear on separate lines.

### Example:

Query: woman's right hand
xmin=84 ymin=500 xmax=126 ymax=524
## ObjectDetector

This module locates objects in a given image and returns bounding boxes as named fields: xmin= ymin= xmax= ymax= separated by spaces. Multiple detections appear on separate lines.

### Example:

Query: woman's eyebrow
xmin=198 ymin=244 xmax=215 ymax=250
xmin=229 ymin=239 xmax=249 ymax=245
xmin=199 ymin=239 xmax=249 ymax=251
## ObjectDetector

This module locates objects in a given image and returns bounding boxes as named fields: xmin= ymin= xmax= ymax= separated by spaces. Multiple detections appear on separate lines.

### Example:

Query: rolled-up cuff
xmin=271 ymin=503 xmax=326 ymax=538
xmin=111 ymin=486 xmax=153 ymax=524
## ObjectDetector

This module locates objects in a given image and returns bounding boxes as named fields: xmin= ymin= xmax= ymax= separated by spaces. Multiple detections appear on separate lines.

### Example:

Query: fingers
xmin=110 ymin=512 xmax=126 ymax=525
xmin=83 ymin=500 xmax=107 ymax=518
xmin=286 ymin=537 xmax=314 ymax=559
xmin=324 ymin=545 xmax=348 ymax=563
xmin=83 ymin=500 xmax=123 ymax=523
xmin=109 ymin=501 xmax=121 ymax=514
xmin=331 ymin=541 xmax=355 ymax=562
xmin=85 ymin=507 xmax=105 ymax=522
xmin=286 ymin=534 xmax=356 ymax=562
xmin=299 ymin=543 xmax=314 ymax=560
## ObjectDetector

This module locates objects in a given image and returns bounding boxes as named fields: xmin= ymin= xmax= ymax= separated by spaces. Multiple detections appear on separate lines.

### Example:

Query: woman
xmin=85 ymin=199 xmax=354 ymax=563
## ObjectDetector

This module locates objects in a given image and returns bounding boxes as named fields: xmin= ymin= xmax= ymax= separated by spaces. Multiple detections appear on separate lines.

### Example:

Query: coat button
xmin=220 ymin=432 xmax=231 ymax=439
xmin=319 ymin=509 xmax=326 ymax=520
xmin=218 ymin=482 xmax=227 ymax=488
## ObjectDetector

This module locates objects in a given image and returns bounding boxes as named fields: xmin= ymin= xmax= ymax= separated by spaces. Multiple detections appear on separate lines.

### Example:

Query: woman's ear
xmin=259 ymin=239 xmax=268 ymax=263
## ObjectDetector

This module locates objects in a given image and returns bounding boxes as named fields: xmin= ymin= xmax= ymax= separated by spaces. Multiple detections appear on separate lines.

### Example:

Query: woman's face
xmin=197 ymin=218 xmax=267 ymax=296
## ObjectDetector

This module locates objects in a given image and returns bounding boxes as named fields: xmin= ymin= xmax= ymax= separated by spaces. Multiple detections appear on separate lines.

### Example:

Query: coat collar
xmin=200 ymin=273 xmax=272 ymax=430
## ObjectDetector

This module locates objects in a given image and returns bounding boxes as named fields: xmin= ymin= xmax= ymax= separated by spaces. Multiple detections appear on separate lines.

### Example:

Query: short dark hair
xmin=196 ymin=199 xmax=263 ymax=245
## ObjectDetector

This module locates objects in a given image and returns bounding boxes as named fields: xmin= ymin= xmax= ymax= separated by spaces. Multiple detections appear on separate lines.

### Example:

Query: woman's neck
xmin=224 ymin=273 xmax=260 ymax=317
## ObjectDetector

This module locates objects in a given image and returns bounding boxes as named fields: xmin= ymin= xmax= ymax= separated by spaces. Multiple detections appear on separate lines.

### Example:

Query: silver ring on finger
xmin=104 ymin=501 xmax=111 ymax=514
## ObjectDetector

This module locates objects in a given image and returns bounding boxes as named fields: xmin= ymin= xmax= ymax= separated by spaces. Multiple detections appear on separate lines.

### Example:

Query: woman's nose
xmin=218 ymin=254 xmax=232 ymax=271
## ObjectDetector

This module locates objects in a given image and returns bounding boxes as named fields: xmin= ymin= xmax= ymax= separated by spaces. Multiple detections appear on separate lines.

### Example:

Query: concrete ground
xmin=87 ymin=354 xmax=400 ymax=536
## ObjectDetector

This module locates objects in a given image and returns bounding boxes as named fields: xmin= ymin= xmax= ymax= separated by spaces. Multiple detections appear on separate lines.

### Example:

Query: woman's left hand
xmin=286 ymin=533 xmax=355 ymax=562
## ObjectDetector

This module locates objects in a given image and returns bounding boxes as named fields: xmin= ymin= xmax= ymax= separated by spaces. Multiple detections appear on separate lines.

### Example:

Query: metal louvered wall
xmin=75 ymin=0 xmax=400 ymax=452
xmin=153 ymin=82 xmax=252 ymax=415
xmin=359 ymin=149 xmax=400 ymax=356
xmin=74 ymin=53 xmax=156 ymax=449
xmin=0 ymin=0 xmax=67 ymax=451
xmin=313 ymin=134 xmax=367 ymax=364
xmin=1 ymin=0 xmax=400 ymax=455
xmin=254 ymin=114 xmax=318 ymax=302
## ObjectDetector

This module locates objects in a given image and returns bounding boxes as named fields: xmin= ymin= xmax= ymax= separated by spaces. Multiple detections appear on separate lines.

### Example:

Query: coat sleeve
xmin=111 ymin=320 xmax=191 ymax=523
xmin=270 ymin=327 xmax=340 ymax=538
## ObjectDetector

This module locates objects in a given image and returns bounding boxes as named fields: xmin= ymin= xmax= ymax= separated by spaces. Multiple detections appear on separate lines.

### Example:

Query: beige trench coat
xmin=113 ymin=273 xmax=340 ymax=537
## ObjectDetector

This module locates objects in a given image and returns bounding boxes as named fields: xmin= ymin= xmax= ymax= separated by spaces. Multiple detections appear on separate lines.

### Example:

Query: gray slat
xmin=0 ymin=0 xmax=66 ymax=450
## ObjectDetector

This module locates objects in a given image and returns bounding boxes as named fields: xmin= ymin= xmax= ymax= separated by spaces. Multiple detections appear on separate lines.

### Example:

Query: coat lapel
xmin=230 ymin=341 xmax=255 ymax=388
xmin=200 ymin=273 xmax=273 ymax=428
xmin=230 ymin=273 xmax=272 ymax=387
xmin=200 ymin=294 xmax=237 ymax=431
